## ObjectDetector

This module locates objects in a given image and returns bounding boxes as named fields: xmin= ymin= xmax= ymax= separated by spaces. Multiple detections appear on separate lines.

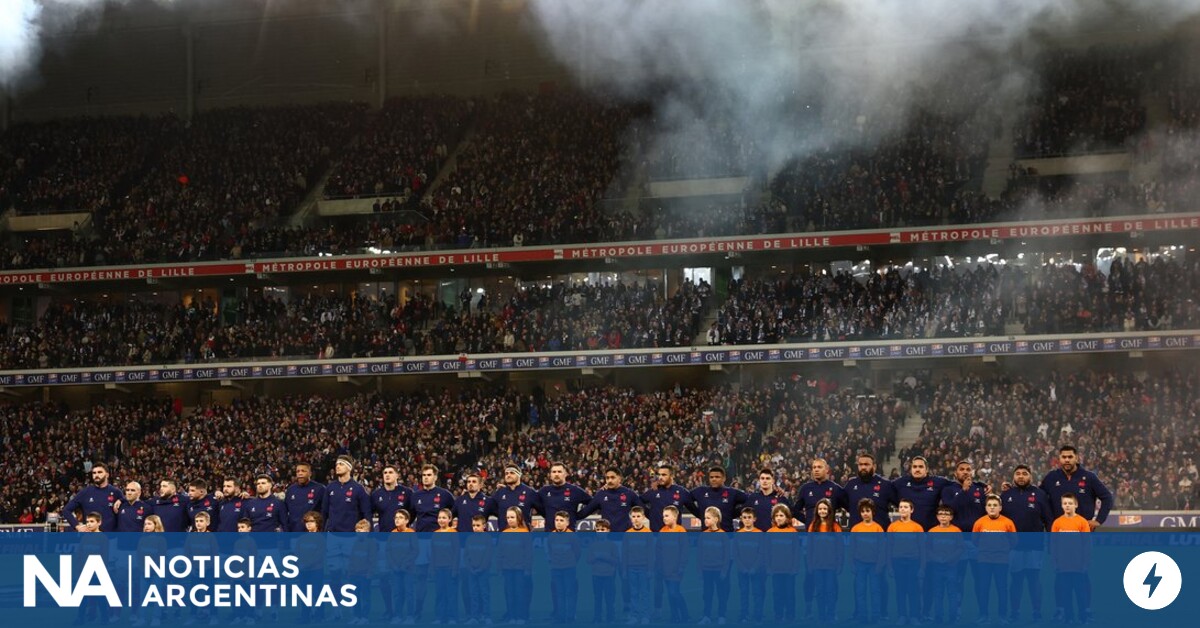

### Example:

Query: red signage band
xmin=0 ymin=214 xmax=1195 ymax=286
xmin=0 ymin=262 xmax=251 ymax=286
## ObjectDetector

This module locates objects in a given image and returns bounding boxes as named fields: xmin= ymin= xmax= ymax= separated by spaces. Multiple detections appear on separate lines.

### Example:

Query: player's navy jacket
xmin=1001 ymin=483 xmax=1052 ymax=531
xmin=691 ymin=485 xmax=748 ymax=532
xmin=745 ymin=490 xmax=794 ymax=531
xmin=153 ymin=493 xmax=191 ymax=532
xmin=322 ymin=479 xmax=371 ymax=532
xmin=371 ymin=484 xmax=413 ymax=531
xmin=454 ymin=490 xmax=495 ymax=532
xmin=411 ymin=485 xmax=455 ymax=532
xmin=797 ymin=480 xmax=849 ymax=524
xmin=579 ymin=486 xmax=643 ymax=532
xmin=940 ymin=481 xmax=989 ymax=532
xmin=63 ymin=484 xmax=124 ymax=531
xmin=1039 ymin=466 xmax=1113 ymax=523
xmin=539 ymin=482 xmax=591 ymax=529
xmin=187 ymin=493 xmax=220 ymax=530
xmin=245 ymin=495 xmax=287 ymax=532
xmin=492 ymin=483 xmax=543 ymax=530
xmin=116 ymin=499 xmax=150 ymax=532
xmin=894 ymin=474 xmax=951 ymax=530
xmin=642 ymin=484 xmax=698 ymax=531
xmin=217 ymin=496 xmax=246 ymax=532
xmin=844 ymin=474 xmax=898 ymax=527
xmin=113 ymin=499 xmax=150 ymax=551
xmin=1002 ymin=483 xmax=1053 ymax=548
xmin=284 ymin=481 xmax=325 ymax=532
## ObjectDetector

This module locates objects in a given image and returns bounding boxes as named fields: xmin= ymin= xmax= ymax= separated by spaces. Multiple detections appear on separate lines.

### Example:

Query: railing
xmin=10 ymin=206 xmax=94 ymax=216
xmin=1012 ymin=145 xmax=1132 ymax=161
xmin=0 ymin=330 xmax=1195 ymax=388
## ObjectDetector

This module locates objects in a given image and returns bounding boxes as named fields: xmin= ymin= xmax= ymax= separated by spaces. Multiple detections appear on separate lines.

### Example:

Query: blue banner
xmin=1 ymin=331 xmax=1198 ymax=387
xmin=5 ymin=532 xmax=1199 ymax=626
xmin=1114 ymin=512 xmax=1200 ymax=528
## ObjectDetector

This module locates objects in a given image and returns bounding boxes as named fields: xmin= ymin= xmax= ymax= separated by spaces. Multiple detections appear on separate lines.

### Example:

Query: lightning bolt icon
xmin=1144 ymin=563 xmax=1162 ymax=598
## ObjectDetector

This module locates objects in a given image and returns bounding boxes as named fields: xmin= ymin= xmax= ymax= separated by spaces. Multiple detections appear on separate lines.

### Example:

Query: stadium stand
xmin=0 ymin=52 xmax=1189 ymax=272
xmin=0 ymin=278 xmax=711 ymax=368
xmin=323 ymin=96 xmax=472 ymax=201
xmin=708 ymin=256 xmax=1199 ymax=344
xmin=0 ymin=30 xmax=1197 ymax=537
xmin=1 ymin=104 xmax=365 ymax=268
xmin=1013 ymin=48 xmax=1148 ymax=158
xmin=0 ymin=379 xmax=895 ymax=524
xmin=5 ymin=366 xmax=1191 ymax=524
xmin=771 ymin=110 xmax=992 ymax=231
xmin=3 ymin=116 xmax=176 ymax=215
xmin=4 ymin=253 xmax=1195 ymax=369
xmin=421 ymin=93 xmax=635 ymax=249
xmin=901 ymin=368 xmax=1199 ymax=510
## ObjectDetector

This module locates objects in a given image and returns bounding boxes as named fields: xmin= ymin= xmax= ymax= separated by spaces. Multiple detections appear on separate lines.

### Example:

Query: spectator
xmin=1013 ymin=48 xmax=1147 ymax=158
xmin=324 ymin=96 xmax=471 ymax=201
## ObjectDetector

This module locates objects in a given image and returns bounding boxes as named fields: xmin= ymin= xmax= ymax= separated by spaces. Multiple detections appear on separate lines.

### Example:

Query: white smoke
xmin=527 ymin=0 xmax=1200 ymax=174
xmin=0 ymin=1 xmax=43 ymax=88
xmin=0 ymin=0 xmax=150 ymax=89
xmin=7 ymin=0 xmax=1200 ymax=179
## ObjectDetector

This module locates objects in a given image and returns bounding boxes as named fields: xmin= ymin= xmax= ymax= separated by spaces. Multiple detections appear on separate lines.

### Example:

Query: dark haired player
xmin=691 ymin=467 xmax=747 ymax=532
xmin=63 ymin=464 xmax=124 ymax=533
xmin=539 ymin=462 xmax=591 ymax=530
xmin=1039 ymin=446 xmax=1113 ymax=530
xmin=284 ymin=462 xmax=325 ymax=532
xmin=579 ymin=468 xmax=642 ymax=532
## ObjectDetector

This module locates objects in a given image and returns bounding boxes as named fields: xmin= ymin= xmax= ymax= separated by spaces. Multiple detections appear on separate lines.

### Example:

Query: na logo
xmin=24 ymin=555 xmax=122 ymax=607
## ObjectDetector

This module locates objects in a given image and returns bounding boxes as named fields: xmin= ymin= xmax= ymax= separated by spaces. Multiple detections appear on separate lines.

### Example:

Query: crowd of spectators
xmin=711 ymin=266 xmax=1008 ymax=345
xmin=421 ymin=93 xmax=634 ymax=249
xmin=998 ymin=174 xmax=1170 ymax=220
xmin=1018 ymin=255 xmax=1199 ymax=334
xmin=0 ymin=292 xmax=388 ymax=369
xmin=5 ymin=364 xmax=1193 ymax=523
xmin=132 ymin=161 xmax=1191 ymax=262
xmin=901 ymin=368 xmax=1200 ymax=510
xmin=771 ymin=109 xmax=992 ymax=231
xmin=0 ymin=377 xmax=878 ymax=524
xmin=0 ymin=390 xmax=515 ymax=524
xmin=751 ymin=387 xmax=902 ymax=494
xmin=323 ymin=96 xmax=472 ymax=200
xmin=351 ymin=278 xmax=709 ymax=357
xmin=0 ymin=55 xmax=1193 ymax=272
xmin=4 ymin=253 xmax=1194 ymax=370
xmin=472 ymin=383 xmax=769 ymax=494
xmin=0 ymin=398 xmax=178 ymax=525
xmin=1013 ymin=48 xmax=1149 ymax=158
xmin=990 ymin=53 xmax=1200 ymax=223
xmin=98 ymin=104 xmax=366 ymax=265
xmin=962 ymin=167 xmax=1200 ymax=225
xmin=706 ymin=255 xmax=1198 ymax=345
xmin=0 ymin=278 xmax=710 ymax=369
xmin=0 ymin=104 xmax=366 ymax=269
xmin=0 ymin=230 xmax=98 ymax=270
xmin=1167 ymin=75 xmax=1200 ymax=129
xmin=637 ymin=112 xmax=761 ymax=181
xmin=635 ymin=197 xmax=791 ymax=240
xmin=442 ymin=276 xmax=707 ymax=354
xmin=0 ymin=116 xmax=176 ymax=214
xmin=1152 ymin=74 xmax=1200 ymax=214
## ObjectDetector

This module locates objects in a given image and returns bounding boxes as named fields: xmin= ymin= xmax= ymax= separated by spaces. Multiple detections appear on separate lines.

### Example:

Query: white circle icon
xmin=1123 ymin=551 xmax=1182 ymax=610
